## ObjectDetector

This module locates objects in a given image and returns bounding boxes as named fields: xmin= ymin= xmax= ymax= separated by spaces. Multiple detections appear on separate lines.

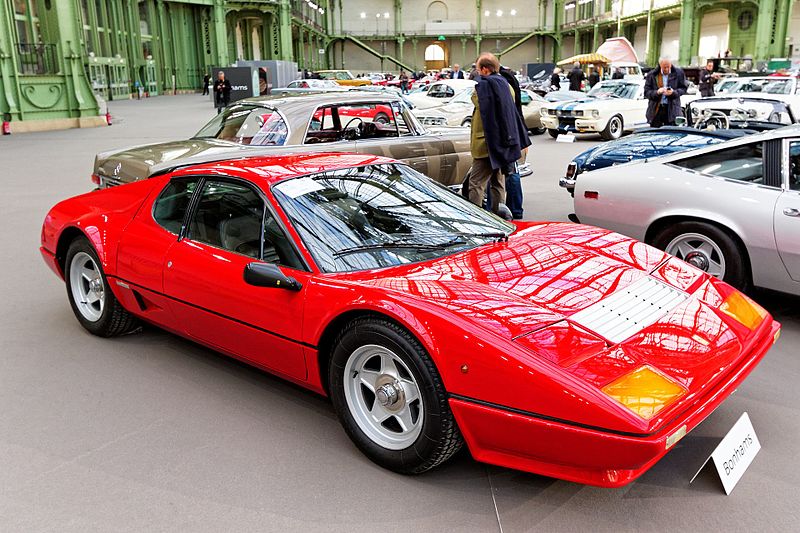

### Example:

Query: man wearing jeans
xmin=468 ymin=53 xmax=531 ymax=217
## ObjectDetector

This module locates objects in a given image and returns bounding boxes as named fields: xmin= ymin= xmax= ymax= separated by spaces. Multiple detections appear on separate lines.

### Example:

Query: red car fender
xmin=41 ymin=179 xmax=160 ymax=277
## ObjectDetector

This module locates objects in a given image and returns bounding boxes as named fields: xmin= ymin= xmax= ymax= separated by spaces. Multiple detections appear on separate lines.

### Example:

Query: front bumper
xmin=541 ymin=115 xmax=603 ymax=133
xmin=449 ymin=319 xmax=780 ymax=487
xmin=559 ymin=176 xmax=576 ymax=190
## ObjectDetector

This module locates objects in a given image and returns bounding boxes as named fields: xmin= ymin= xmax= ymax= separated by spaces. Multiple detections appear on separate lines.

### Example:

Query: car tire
xmin=64 ymin=237 xmax=139 ymax=337
xmin=600 ymin=115 xmax=623 ymax=140
xmin=374 ymin=112 xmax=390 ymax=124
xmin=653 ymin=221 xmax=748 ymax=289
xmin=461 ymin=117 xmax=471 ymax=127
xmin=530 ymin=126 xmax=546 ymax=135
xmin=548 ymin=129 xmax=559 ymax=138
xmin=329 ymin=317 xmax=463 ymax=474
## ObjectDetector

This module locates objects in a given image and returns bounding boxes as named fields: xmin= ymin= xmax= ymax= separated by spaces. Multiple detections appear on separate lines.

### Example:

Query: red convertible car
xmin=40 ymin=153 xmax=780 ymax=487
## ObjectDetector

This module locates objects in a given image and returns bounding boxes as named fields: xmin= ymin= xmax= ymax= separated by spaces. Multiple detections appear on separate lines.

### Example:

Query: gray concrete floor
xmin=1 ymin=95 xmax=799 ymax=532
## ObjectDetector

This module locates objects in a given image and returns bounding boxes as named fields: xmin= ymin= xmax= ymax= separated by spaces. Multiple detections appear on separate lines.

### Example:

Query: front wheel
xmin=548 ymin=128 xmax=559 ymax=138
xmin=530 ymin=126 xmax=546 ymax=135
xmin=600 ymin=115 xmax=623 ymax=140
xmin=653 ymin=221 xmax=748 ymax=289
xmin=65 ymin=237 xmax=139 ymax=337
xmin=329 ymin=318 xmax=463 ymax=474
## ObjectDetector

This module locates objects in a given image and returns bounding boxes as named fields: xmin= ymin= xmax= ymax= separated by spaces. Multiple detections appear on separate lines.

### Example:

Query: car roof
xmin=235 ymin=92 xmax=403 ymax=113
xmin=170 ymin=152 xmax=397 ymax=187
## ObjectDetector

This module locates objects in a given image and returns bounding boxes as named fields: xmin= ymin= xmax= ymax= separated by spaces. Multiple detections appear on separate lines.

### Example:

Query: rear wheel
xmin=373 ymin=112 xmax=390 ymax=124
xmin=65 ymin=237 xmax=138 ymax=337
xmin=329 ymin=318 xmax=463 ymax=474
xmin=600 ymin=115 xmax=623 ymax=140
xmin=653 ymin=221 xmax=748 ymax=289
xmin=530 ymin=126 xmax=546 ymax=135
xmin=548 ymin=128 xmax=559 ymax=138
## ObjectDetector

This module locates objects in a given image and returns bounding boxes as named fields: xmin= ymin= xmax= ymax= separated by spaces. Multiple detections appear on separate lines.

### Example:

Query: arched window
xmin=427 ymin=1 xmax=448 ymax=22
xmin=424 ymin=44 xmax=445 ymax=61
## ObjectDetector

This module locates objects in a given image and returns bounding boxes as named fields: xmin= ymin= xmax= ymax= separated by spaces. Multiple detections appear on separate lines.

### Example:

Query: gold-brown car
xmin=93 ymin=93 xmax=472 ymax=188
xmin=317 ymin=70 xmax=372 ymax=87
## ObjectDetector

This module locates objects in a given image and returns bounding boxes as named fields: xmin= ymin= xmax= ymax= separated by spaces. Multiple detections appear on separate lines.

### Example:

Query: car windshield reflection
xmin=273 ymin=164 xmax=514 ymax=273
xmin=193 ymin=103 xmax=288 ymax=146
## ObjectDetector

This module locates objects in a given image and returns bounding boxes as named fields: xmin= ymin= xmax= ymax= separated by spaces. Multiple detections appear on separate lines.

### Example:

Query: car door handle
xmin=784 ymin=208 xmax=800 ymax=217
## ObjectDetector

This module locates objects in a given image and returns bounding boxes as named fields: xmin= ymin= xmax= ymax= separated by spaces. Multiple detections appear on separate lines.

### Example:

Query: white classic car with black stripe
xmin=540 ymin=80 xmax=649 ymax=140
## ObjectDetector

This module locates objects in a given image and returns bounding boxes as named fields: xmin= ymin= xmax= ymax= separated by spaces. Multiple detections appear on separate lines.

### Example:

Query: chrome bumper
xmin=559 ymin=176 xmax=576 ymax=190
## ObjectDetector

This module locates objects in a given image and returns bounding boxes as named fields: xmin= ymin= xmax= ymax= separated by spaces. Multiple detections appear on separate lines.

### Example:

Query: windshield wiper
xmin=333 ymin=237 xmax=467 ymax=257
xmin=458 ymin=231 xmax=510 ymax=242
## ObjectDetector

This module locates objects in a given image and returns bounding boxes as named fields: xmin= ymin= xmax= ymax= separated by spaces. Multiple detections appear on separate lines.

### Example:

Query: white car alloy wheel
xmin=343 ymin=344 xmax=424 ymax=450
xmin=68 ymin=251 xmax=105 ymax=322
xmin=665 ymin=232 xmax=726 ymax=279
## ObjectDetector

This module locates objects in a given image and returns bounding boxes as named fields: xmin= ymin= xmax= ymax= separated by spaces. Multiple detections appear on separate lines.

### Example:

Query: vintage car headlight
xmin=720 ymin=291 xmax=767 ymax=330
xmin=602 ymin=366 xmax=686 ymax=420
xmin=584 ymin=109 xmax=600 ymax=119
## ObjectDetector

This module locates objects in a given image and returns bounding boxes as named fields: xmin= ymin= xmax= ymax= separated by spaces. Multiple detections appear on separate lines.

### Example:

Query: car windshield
xmin=194 ymin=104 xmax=288 ymax=146
xmin=450 ymin=88 xmax=474 ymax=104
xmin=587 ymin=82 xmax=639 ymax=99
xmin=273 ymin=164 xmax=514 ymax=273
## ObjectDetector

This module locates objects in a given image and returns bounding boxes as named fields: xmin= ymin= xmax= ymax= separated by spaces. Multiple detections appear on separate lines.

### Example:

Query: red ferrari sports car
xmin=40 ymin=153 xmax=780 ymax=487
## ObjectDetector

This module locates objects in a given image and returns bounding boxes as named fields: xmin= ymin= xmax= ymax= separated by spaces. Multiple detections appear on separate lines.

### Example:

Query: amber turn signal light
xmin=602 ymin=366 xmax=686 ymax=420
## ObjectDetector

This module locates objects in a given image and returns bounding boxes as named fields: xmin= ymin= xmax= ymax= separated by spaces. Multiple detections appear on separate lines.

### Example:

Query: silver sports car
xmin=572 ymin=125 xmax=800 ymax=295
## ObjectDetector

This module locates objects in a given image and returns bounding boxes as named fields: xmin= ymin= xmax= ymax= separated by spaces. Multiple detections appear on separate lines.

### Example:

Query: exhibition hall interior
xmin=3 ymin=0 xmax=800 ymax=531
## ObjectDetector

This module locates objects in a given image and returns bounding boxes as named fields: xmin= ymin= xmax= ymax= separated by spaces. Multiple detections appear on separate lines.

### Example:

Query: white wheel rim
xmin=665 ymin=232 xmax=726 ymax=279
xmin=343 ymin=344 xmax=424 ymax=450
xmin=69 ymin=252 xmax=105 ymax=322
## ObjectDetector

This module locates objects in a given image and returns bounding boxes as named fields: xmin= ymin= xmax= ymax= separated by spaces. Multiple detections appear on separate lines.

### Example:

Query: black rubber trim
xmin=107 ymin=275 xmax=317 ymax=349
xmin=448 ymin=393 xmax=652 ymax=438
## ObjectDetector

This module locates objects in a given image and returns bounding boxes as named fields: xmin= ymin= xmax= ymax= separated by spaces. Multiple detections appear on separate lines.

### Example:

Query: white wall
xmin=697 ymin=10 xmax=729 ymax=61
xmin=659 ymin=19 xmax=680 ymax=60
xmin=633 ymin=23 xmax=647 ymax=61
xmin=789 ymin=1 xmax=800 ymax=60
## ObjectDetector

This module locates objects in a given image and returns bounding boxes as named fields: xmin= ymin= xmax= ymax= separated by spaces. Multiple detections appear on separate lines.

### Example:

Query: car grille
xmin=99 ymin=175 xmax=124 ymax=188
xmin=569 ymin=276 xmax=689 ymax=344
xmin=558 ymin=110 xmax=584 ymax=117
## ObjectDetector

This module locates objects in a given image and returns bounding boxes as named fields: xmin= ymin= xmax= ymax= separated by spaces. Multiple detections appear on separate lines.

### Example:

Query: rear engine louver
xmin=569 ymin=276 xmax=688 ymax=344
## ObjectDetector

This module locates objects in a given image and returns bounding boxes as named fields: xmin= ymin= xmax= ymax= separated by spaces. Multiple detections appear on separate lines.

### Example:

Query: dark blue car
xmin=558 ymin=127 xmax=749 ymax=195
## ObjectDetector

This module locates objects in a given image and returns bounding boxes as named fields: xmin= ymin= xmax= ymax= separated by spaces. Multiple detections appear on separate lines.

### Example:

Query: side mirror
xmin=674 ymin=116 xmax=687 ymax=126
xmin=244 ymin=262 xmax=302 ymax=291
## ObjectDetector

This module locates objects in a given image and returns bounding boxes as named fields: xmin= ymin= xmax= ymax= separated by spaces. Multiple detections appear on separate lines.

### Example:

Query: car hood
xmin=95 ymin=138 xmax=250 ymax=183
xmin=339 ymin=222 xmax=773 ymax=424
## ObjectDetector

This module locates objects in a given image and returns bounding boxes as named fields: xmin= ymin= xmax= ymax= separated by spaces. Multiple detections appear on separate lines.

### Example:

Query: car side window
xmin=392 ymin=102 xmax=413 ymax=136
xmin=790 ymin=141 xmax=800 ymax=191
xmin=672 ymin=143 xmax=764 ymax=184
xmin=153 ymin=179 xmax=198 ymax=235
xmin=187 ymin=180 xmax=304 ymax=268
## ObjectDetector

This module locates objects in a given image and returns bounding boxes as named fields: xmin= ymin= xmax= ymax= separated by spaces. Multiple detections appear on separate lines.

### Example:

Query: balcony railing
xmin=16 ymin=43 xmax=59 ymax=75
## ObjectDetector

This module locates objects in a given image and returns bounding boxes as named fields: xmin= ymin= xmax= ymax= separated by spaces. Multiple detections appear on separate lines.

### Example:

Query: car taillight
xmin=91 ymin=174 xmax=101 ymax=185
xmin=566 ymin=162 xmax=577 ymax=179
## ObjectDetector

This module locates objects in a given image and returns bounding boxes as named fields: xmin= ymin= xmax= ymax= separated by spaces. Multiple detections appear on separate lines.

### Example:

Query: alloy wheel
xmin=665 ymin=232 xmax=726 ymax=279
xmin=69 ymin=251 xmax=105 ymax=322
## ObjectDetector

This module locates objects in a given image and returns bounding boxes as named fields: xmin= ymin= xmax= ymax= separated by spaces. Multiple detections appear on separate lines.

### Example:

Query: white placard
xmin=691 ymin=412 xmax=761 ymax=494
xmin=556 ymin=133 xmax=575 ymax=143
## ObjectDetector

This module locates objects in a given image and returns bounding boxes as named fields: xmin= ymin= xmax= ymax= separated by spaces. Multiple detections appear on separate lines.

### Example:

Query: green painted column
xmin=678 ymin=0 xmax=696 ymax=65
xmin=0 ymin=0 xmax=22 ymax=119
xmin=279 ymin=0 xmax=294 ymax=62
xmin=475 ymin=0 xmax=482 ymax=54
xmin=553 ymin=0 xmax=563 ymax=60
xmin=213 ymin=0 xmax=229 ymax=65
xmin=772 ymin=0 xmax=791 ymax=57
xmin=592 ymin=23 xmax=599 ymax=51
xmin=754 ymin=0 xmax=777 ymax=60
xmin=50 ymin=0 xmax=98 ymax=117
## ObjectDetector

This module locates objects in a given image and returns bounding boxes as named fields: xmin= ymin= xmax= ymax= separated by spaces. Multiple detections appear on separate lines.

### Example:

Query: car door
xmin=114 ymin=176 xmax=200 ymax=332
xmin=162 ymin=177 xmax=310 ymax=380
xmin=775 ymin=139 xmax=800 ymax=281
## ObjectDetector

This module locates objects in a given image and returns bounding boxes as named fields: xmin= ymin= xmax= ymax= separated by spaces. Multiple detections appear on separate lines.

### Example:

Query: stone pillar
xmin=678 ymin=0 xmax=696 ymax=65
xmin=754 ymin=0 xmax=777 ymax=60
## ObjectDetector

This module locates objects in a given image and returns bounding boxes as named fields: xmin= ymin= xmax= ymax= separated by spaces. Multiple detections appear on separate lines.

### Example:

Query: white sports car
xmin=573 ymin=125 xmax=800 ymax=295
xmin=540 ymin=79 xmax=649 ymax=140
xmin=404 ymin=79 xmax=476 ymax=110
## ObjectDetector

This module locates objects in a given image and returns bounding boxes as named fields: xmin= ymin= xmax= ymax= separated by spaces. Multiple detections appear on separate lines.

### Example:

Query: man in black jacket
xmin=567 ymin=62 xmax=585 ymax=91
xmin=698 ymin=60 xmax=720 ymax=97
xmin=468 ymin=53 xmax=531 ymax=216
xmin=499 ymin=65 xmax=527 ymax=219
xmin=213 ymin=71 xmax=232 ymax=114
xmin=644 ymin=57 xmax=688 ymax=127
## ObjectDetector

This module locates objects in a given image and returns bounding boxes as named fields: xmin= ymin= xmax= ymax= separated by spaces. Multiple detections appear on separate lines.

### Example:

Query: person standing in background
xmin=567 ymin=62 xmax=585 ymax=91
xmin=213 ymin=71 xmax=232 ymax=114
xmin=612 ymin=67 xmax=625 ymax=80
xmin=699 ymin=60 xmax=721 ymax=97
xmin=468 ymin=53 xmax=531 ymax=217
xmin=644 ymin=57 xmax=688 ymax=127
xmin=499 ymin=65 xmax=529 ymax=219
xmin=399 ymin=70 xmax=410 ymax=94
xmin=587 ymin=66 xmax=600 ymax=88
xmin=452 ymin=64 xmax=465 ymax=79
xmin=202 ymin=73 xmax=210 ymax=95
xmin=550 ymin=67 xmax=562 ymax=91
